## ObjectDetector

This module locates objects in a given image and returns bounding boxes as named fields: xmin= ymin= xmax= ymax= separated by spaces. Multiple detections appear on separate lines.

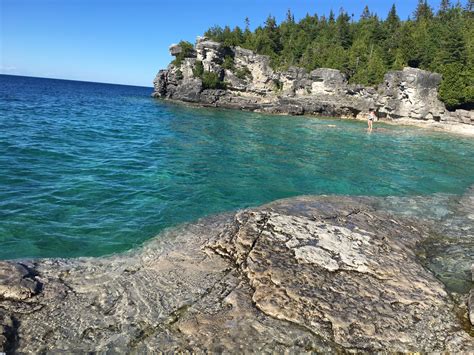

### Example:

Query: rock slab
xmin=0 ymin=196 xmax=473 ymax=352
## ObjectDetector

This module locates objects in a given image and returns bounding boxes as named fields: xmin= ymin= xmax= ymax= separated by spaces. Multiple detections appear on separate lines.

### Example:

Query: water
xmin=1 ymin=74 xmax=474 ymax=263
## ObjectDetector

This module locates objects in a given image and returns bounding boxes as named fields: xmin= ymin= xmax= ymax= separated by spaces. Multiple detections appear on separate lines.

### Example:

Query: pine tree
xmin=329 ymin=10 xmax=335 ymax=24
xmin=336 ymin=9 xmax=352 ymax=49
xmin=439 ymin=63 xmax=466 ymax=108
xmin=439 ymin=0 xmax=451 ymax=14
xmin=361 ymin=6 xmax=371 ymax=20
xmin=200 ymin=2 xmax=473 ymax=108
xmin=386 ymin=4 xmax=400 ymax=30
xmin=414 ymin=0 xmax=433 ymax=21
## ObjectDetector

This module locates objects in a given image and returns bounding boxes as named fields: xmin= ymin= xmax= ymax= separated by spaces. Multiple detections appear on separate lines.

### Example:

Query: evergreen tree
xmin=336 ymin=9 xmax=352 ymax=49
xmin=199 ymin=3 xmax=473 ymax=109
xmin=439 ymin=0 xmax=451 ymax=14
xmin=439 ymin=63 xmax=466 ymax=108
xmin=386 ymin=4 xmax=400 ymax=30
xmin=361 ymin=6 xmax=371 ymax=20
xmin=414 ymin=0 xmax=433 ymax=21
xmin=329 ymin=10 xmax=335 ymax=24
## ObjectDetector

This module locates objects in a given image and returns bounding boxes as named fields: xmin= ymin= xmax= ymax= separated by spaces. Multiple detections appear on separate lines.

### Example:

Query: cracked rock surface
xmin=0 ymin=196 xmax=473 ymax=352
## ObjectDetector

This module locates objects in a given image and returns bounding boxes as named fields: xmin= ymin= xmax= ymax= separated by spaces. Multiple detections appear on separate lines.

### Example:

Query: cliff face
xmin=153 ymin=37 xmax=473 ymax=125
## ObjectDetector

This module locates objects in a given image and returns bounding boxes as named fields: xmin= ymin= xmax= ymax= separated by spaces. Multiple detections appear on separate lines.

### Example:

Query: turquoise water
xmin=1 ymin=74 xmax=474 ymax=259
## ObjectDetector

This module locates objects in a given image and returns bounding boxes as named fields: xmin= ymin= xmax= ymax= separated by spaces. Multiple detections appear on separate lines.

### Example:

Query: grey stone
xmin=469 ymin=289 xmax=474 ymax=326
xmin=152 ymin=40 xmax=472 ymax=125
xmin=0 ymin=262 xmax=40 ymax=301
xmin=169 ymin=44 xmax=182 ymax=56
xmin=1 ymin=196 xmax=473 ymax=352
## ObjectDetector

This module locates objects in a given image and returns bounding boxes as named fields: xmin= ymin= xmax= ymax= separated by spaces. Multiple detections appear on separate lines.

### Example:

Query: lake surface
xmin=1 ymin=74 xmax=474 ymax=261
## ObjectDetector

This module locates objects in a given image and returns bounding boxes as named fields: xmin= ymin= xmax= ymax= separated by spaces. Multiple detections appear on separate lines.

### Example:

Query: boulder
xmin=377 ymin=67 xmax=445 ymax=120
xmin=169 ymin=44 xmax=182 ymax=56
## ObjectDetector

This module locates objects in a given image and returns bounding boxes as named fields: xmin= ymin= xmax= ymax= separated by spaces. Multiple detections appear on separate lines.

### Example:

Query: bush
xmin=193 ymin=60 xmax=204 ymax=78
xmin=272 ymin=78 xmax=283 ymax=92
xmin=171 ymin=41 xmax=195 ymax=67
xmin=235 ymin=67 xmax=252 ymax=80
xmin=175 ymin=69 xmax=184 ymax=81
xmin=222 ymin=55 xmax=235 ymax=70
xmin=202 ymin=71 xmax=226 ymax=90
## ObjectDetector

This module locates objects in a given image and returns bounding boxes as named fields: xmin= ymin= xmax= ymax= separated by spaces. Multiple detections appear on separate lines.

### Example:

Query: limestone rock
xmin=0 ymin=262 xmax=40 ymax=301
xmin=377 ymin=67 xmax=446 ymax=120
xmin=169 ymin=43 xmax=182 ymax=56
xmin=1 ymin=196 xmax=473 ymax=352
xmin=152 ymin=39 xmax=472 ymax=125
xmin=469 ymin=289 xmax=474 ymax=326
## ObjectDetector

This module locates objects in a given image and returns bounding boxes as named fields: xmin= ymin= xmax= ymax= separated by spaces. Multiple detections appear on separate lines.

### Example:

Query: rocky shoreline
xmin=1 ymin=193 xmax=473 ymax=352
xmin=152 ymin=37 xmax=473 ymax=134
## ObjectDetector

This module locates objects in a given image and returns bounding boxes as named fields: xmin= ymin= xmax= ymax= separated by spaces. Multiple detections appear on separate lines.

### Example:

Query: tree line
xmin=199 ymin=1 xmax=473 ymax=110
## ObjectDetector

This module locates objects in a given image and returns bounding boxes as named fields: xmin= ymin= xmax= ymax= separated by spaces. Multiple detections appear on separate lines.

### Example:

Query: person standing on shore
xmin=367 ymin=109 xmax=377 ymax=131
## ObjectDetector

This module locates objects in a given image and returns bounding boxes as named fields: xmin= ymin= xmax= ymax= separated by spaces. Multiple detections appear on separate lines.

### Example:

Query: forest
xmin=198 ymin=0 xmax=473 ymax=110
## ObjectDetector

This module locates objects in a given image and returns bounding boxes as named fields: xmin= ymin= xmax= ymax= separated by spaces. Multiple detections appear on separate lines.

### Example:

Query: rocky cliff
xmin=153 ymin=37 xmax=473 ymax=125
xmin=1 ymin=193 xmax=473 ymax=352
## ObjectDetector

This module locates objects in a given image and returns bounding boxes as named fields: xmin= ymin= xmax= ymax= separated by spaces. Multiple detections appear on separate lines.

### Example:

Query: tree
xmin=198 ymin=2 xmax=473 ymax=109
xmin=329 ymin=9 xmax=335 ymax=24
xmin=361 ymin=6 xmax=371 ymax=20
xmin=438 ymin=63 xmax=467 ymax=108
xmin=439 ymin=0 xmax=451 ymax=14
xmin=386 ymin=4 xmax=400 ymax=31
xmin=336 ymin=9 xmax=352 ymax=49
xmin=414 ymin=0 xmax=433 ymax=21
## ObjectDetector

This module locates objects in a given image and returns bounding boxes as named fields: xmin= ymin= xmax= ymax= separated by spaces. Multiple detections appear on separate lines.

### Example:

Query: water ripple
xmin=1 ymin=74 xmax=474 ymax=259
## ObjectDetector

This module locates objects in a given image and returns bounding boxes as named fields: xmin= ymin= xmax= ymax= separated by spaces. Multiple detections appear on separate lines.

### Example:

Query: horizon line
xmin=0 ymin=73 xmax=154 ymax=89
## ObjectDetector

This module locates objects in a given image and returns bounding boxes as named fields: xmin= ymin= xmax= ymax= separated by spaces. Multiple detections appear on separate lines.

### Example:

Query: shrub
xmin=175 ymin=69 xmax=184 ymax=81
xmin=202 ymin=71 xmax=226 ymax=90
xmin=222 ymin=55 xmax=235 ymax=70
xmin=193 ymin=60 xmax=204 ymax=78
xmin=171 ymin=41 xmax=195 ymax=67
xmin=272 ymin=78 xmax=283 ymax=91
xmin=235 ymin=67 xmax=252 ymax=80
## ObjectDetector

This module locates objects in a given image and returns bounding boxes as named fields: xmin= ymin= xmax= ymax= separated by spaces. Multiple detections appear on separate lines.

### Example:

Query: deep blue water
xmin=1 ymin=74 xmax=474 ymax=259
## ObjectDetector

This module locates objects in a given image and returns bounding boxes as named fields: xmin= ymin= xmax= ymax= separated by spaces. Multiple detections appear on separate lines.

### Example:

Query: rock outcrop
xmin=1 ymin=195 xmax=473 ymax=352
xmin=153 ymin=37 xmax=473 ymax=125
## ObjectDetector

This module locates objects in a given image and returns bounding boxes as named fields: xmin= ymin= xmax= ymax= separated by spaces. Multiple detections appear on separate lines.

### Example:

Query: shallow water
xmin=1 ymin=74 xmax=474 ymax=261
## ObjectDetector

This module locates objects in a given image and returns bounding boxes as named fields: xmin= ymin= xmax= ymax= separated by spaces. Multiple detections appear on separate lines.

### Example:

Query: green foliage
xmin=171 ymin=41 xmax=195 ymax=67
xmin=193 ymin=60 xmax=204 ymax=78
xmin=199 ymin=2 xmax=473 ymax=109
xmin=439 ymin=63 xmax=473 ymax=109
xmin=235 ymin=67 xmax=252 ymax=80
xmin=202 ymin=71 xmax=226 ymax=90
xmin=272 ymin=79 xmax=283 ymax=91
xmin=175 ymin=69 xmax=183 ymax=81
xmin=222 ymin=55 xmax=235 ymax=70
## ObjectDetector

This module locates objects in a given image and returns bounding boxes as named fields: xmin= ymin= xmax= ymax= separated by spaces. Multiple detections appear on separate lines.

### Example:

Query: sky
xmin=0 ymin=0 xmax=466 ymax=87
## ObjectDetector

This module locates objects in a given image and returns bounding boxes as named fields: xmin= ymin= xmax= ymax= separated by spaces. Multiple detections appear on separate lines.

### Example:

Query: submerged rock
xmin=0 ymin=195 xmax=473 ymax=352
xmin=153 ymin=37 xmax=473 ymax=126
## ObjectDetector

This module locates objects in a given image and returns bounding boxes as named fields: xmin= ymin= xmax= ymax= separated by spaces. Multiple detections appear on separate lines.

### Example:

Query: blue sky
xmin=1 ymin=0 xmax=464 ymax=87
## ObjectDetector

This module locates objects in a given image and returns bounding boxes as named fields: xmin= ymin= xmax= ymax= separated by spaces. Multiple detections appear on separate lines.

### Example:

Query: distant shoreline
xmin=0 ymin=73 xmax=153 ymax=89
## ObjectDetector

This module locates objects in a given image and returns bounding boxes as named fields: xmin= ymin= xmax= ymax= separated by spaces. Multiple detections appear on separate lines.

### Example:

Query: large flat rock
xmin=1 ymin=196 xmax=473 ymax=352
